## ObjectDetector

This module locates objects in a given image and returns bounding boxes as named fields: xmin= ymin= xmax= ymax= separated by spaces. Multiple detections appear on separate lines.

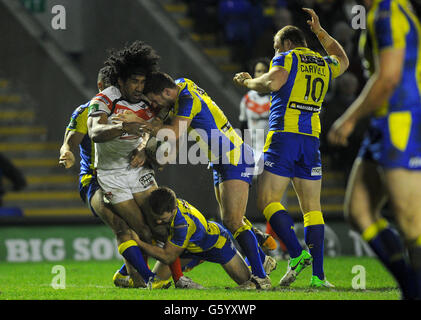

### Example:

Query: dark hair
xmin=148 ymin=187 xmax=177 ymax=217
xmin=278 ymin=25 xmax=307 ymax=47
xmin=143 ymin=71 xmax=177 ymax=95
xmin=97 ymin=66 xmax=114 ymax=88
xmin=249 ymin=57 xmax=270 ymax=74
xmin=104 ymin=40 xmax=160 ymax=85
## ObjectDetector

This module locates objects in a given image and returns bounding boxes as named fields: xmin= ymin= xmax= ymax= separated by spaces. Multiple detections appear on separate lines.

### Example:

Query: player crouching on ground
xmin=134 ymin=186 xmax=267 ymax=289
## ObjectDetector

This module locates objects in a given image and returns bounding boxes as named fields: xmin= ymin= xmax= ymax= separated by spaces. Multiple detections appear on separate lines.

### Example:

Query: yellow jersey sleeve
xmin=66 ymin=105 xmax=89 ymax=135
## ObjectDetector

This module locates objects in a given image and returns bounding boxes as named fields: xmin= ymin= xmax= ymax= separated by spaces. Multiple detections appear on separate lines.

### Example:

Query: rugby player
xmin=328 ymin=0 xmax=421 ymax=299
xmin=63 ymin=41 xmax=198 ymax=289
xmin=135 ymin=187 xmax=253 ymax=288
xmin=59 ymin=66 xmax=157 ymax=288
xmin=115 ymin=74 xmax=277 ymax=289
xmin=239 ymin=58 xmax=287 ymax=255
xmin=233 ymin=8 xmax=349 ymax=288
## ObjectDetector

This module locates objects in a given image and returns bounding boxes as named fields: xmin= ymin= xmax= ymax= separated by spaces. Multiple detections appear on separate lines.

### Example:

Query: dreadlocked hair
xmin=104 ymin=40 xmax=160 ymax=85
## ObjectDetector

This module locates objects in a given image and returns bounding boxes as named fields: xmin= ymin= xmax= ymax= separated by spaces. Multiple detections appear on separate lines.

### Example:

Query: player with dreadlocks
xmin=87 ymin=40 xmax=201 ymax=289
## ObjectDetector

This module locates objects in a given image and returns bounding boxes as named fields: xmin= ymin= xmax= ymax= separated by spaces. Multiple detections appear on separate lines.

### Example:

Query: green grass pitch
xmin=0 ymin=257 xmax=400 ymax=300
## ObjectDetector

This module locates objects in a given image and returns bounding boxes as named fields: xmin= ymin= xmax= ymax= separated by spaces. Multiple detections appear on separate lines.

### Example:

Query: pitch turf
xmin=0 ymin=257 xmax=400 ymax=300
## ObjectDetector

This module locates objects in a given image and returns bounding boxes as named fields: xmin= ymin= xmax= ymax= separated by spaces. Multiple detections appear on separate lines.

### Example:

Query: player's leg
xmin=132 ymin=178 xmax=184 ymax=282
xmin=222 ymin=252 xmax=252 ymax=285
xmin=89 ymin=188 xmax=154 ymax=287
xmin=257 ymin=170 xmax=304 ymax=261
xmin=345 ymin=159 xmax=416 ymax=298
xmin=292 ymin=176 xmax=332 ymax=287
xmin=344 ymin=158 xmax=387 ymax=232
xmin=384 ymin=168 xmax=421 ymax=298
xmin=217 ymin=179 xmax=268 ymax=283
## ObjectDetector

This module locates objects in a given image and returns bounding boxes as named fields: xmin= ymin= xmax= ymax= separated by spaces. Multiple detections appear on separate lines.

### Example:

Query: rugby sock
xmin=234 ymin=226 xmax=266 ymax=279
xmin=242 ymin=217 xmax=267 ymax=263
xmin=169 ymin=257 xmax=183 ymax=282
xmin=362 ymin=219 xmax=417 ymax=299
xmin=303 ymin=211 xmax=325 ymax=280
xmin=407 ymin=236 xmax=421 ymax=299
xmin=118 ymin=240 xmax=155 ymax=283
xmin=266 ymin=221 xmax=287 ymax=252
xmin=244 ymin=247 xmax=267 ymax=266
xmin=263 ymin=202 xmax=302 ymax=258
xmin=118 ymin=264 xmax=128 ymax=276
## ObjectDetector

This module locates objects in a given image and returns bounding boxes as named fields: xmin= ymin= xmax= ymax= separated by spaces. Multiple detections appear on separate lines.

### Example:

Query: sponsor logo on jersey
xmin=289 ymin=101 xmax=321 ymax=113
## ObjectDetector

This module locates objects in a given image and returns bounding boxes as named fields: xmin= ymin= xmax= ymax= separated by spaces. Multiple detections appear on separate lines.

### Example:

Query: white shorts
xmin=96 ymin=166 xmax=156 ymax=204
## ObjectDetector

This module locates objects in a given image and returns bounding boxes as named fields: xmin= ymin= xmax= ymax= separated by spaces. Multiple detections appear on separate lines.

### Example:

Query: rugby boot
xmin=279 ymin=250 xmax=313 ymax=287
xmin=263 ymin=255 xmax=277 ymax=275
xmin=175 ymin=276 xmax=204 ymax=289
xmin=309 ymin=275 xmax=335 ymax=288
xmin=236 ymin=275 xmax=272 ymax=290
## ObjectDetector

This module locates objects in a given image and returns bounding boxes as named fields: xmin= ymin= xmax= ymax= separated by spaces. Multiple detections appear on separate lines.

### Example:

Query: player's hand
xmin=327 ymin=117 xmax=356 ymax=147
xmin=233 ymin=72 xmax=252 ymax=87
xmin=111 ymin=110 xmax=139 ymax=123
xmin=59 ymin=151 xmax=75 ymax=169
xmin=302 ymin=8 xmax=322 ymax=35
xmin=129 ymin=148 xmax=147 ymax=168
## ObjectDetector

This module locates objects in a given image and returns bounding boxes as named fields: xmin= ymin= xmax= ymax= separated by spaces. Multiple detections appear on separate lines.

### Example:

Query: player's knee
xmin=222 ymin=216 xmax=241 ymax=233
xmin=256 ymin=194 xmax=276 ymax=214
xmin=114 ymin=227 xmax=133 ymax=244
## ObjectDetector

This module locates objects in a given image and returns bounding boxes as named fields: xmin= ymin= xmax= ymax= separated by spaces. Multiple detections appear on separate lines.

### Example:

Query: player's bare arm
xmin=234 ymin=66 xmax=289 ymax=93
xmin=88 ymin=109 xmax=142 ymax=143
xmin=112 ymin=110 xmax=166 ymax=136
xmin=328 ymin=47 xmax=405 ymax=146
xmin=303 ymin=8 xmax=349 ymax=76
xmin=59 ymin=130 xmax=85 ymax=169
xmin=137 ymin=239 xmax=184 ymax=265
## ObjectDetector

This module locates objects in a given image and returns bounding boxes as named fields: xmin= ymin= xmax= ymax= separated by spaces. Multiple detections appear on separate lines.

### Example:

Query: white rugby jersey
xmin=89 ymin=86 xmax=156 ymax=170
xmin=239 ymin=90 xmax=270 ymax=156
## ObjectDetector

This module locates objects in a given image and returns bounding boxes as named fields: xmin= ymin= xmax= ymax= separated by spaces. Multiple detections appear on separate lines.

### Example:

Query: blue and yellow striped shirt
xmin=173 ymin=78 xmax=244 ymax=165
xmin=366 ymin=0 xmax=421 ymax=117
xmin=269 ymin=47 xmax=341 ymax=138
xmin=169 ymin=199 xmax=226 ymax=253
xmin=66 ymin=102 xmax=95 ymax=186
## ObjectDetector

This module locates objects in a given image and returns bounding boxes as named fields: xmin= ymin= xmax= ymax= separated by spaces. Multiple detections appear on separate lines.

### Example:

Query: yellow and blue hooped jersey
xmin=366 ymin=0 xmax=421 ymax=117
xmin=173 ymin=78 xmax=244 ymax=165
xmin=269 ymin=47 xmax=341 ymax=138
xmin=168 ymin=199 xmax=227 ymax=253
xmin=66 ymin=102 xmax=95 ymax=187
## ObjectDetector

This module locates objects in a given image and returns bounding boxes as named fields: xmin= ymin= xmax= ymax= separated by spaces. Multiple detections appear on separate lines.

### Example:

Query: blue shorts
xmin=210 ymin=143 xmax=255 ymax=186
xmin=79 ymin=173 xmax=100 ymax=217
xmin=263 ymin=131 xmax=322 ymax=180
xmin=179 ymin=223 xmax=237 ymax=265
xmin=358 ymin=112 xmax=421 ymax=170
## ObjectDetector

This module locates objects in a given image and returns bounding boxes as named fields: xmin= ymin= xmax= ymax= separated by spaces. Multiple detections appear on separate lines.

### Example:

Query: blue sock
xmin=235 ymin=228 xmax=266 ymax=278
xmin=303 ymin=211 xmax=325 ymax=279
xmin=118 ymin=240 xmax=155 ymax=283
xmin=263 ymin=203 xmax=302 ymax=258
xmin=119 ymin=264 xmax=128 ymax=276
xmin=304 ymin=224 xmax=324 ymax=279
xmin=363 ymin=220 xmax=418 ymax=299
xmin=245 ymin=246 xmax=266 ymax=266
xmin=407 ymin=239 xmax=421 ymax=299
